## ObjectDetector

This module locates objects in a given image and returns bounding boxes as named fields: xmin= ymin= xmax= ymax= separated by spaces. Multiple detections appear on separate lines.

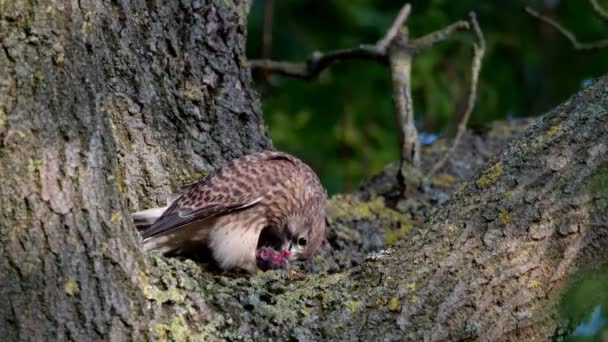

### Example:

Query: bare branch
xmin=409 ymin=20 xmax=470 ymax=53
xmin=248 ymin=4 xmax=488 ymax=188
xmin=248 ymin=3 xmax=413 ymax=79
xmin=260 ymin=0 xmax=274 ymax=59
xmin=248 ymin=46 xmax=387 ymax=80
xmin=526 ymin=6 xmax=608 ymax=51
xmin=590 ymin=0 xmax=608 ymax=22
xmin=390 ymin=47 xmax=419 ymax=172
xmin=428 ymin=12 xmax=486 ymax=178
xmin=377 ymin=3 xmax=412 ymax=52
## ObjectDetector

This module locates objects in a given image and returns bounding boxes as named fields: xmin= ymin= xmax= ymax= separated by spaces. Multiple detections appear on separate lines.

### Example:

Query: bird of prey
xmin=132 ymin=150 xmax=327 ymax=274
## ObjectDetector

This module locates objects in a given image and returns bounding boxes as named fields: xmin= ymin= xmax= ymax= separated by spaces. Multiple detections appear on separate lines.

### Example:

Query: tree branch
xmin=248 ymin=4 xmax=485 ymax=192
xmin=590 ymin=0 xmax=608 ymax=22
xmin=409 ymin=20 xmax=470 ymax=53
xmin=377 ymin=3 xmax=412 ymax=52
xmin=248 ymin=46 xmax=387 ymax=80
xmin=248 ymin=3 xmax=414 ymax=79
xmin=525 ymin=6 xmax=608 ymax=51
xmin=428 ymin=12 xmax=486 ymax=178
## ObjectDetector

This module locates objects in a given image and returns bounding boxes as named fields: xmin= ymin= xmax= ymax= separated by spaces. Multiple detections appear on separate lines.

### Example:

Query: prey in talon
xmin=256 ymin=247 xmax=291 ymax=271
xmin=132 ymin=150 xmax=327 ymax=274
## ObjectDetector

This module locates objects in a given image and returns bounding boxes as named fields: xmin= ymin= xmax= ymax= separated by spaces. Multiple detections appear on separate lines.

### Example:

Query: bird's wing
xmin=140 ymin=151 xmax=298 ymax=240
xmin=141 ymin=199 xmax=262 ymax=240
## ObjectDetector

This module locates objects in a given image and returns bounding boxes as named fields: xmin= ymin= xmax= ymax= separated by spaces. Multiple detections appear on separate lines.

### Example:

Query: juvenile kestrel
xmin=132 ymin=150 xmax=327 ymax=273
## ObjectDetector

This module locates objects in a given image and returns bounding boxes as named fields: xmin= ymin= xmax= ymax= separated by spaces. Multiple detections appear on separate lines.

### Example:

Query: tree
xmin=1 ymin=0 xmax=268 ymax=340
xmin=1 ymin=1 xmax=606 ymax=341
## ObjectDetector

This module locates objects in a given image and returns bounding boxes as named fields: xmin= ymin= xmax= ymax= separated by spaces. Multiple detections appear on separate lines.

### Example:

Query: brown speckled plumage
xmin=133 ymin=150 xmax=327 ymax=273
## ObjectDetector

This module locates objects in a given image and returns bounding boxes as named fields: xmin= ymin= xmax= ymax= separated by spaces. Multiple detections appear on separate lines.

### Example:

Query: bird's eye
xmin=297 ymin=237 xmax=308 ymax=247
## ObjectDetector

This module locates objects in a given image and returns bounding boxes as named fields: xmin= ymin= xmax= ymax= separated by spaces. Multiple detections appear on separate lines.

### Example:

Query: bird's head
xmin=256 ymin=184 xmax=327 ymax=271
xmin=284 ymin=205 xmax=325 ymax=261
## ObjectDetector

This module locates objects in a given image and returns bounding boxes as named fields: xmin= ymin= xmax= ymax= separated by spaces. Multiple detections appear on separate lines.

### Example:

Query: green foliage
xmin=560 ymin=264 xmax=608 ymax=340
xmin=247 ymin=0 xmax=608 ymax=194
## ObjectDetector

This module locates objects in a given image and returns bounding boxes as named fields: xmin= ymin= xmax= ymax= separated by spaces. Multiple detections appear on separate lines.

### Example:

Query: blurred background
xmin=246 ymin=0 xmax=608 ymax=195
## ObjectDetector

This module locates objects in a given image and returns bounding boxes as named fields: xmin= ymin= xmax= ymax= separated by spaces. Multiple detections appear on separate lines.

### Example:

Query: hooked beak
xmin=286 ymin=241 xmax=298 ymax=261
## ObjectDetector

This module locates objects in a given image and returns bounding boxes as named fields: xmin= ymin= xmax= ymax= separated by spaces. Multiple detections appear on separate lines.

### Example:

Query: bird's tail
xmin=132 ymin=206 xmax=168 ymax=232
xmin=132 ymin=190 xmax=184 ymax=232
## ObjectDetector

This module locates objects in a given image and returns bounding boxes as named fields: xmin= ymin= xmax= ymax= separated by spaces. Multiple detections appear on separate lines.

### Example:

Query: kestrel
xmin=132 ymin=150 xmax=327 ymax=273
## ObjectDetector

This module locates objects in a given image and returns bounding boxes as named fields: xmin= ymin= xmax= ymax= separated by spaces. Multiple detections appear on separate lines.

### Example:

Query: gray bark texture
xmin=1 ymin=0 xmax=607 ymax=341
xmin=0 ymin=0 xmax=268 ymax=340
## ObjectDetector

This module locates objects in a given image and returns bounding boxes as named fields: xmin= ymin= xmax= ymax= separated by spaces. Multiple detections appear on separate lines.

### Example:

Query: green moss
xmin=475 ymin=162 xmax=503 ymax=189
xmin=345 ymin=300 xmax=360 ymax=313
xmin=326 ymin=195 xmax=375 ymax=219
xmin=64 ymin=278 xmax=79 ymax=296
xmin=384 ymin=223 xmax=411 ymax=246
xmin=152 ymin=315 xmax=189 ymax=342
xmin=139 ymin=266 xmax=186 ymax=304
xmin=328 ymin=195 xmax=412 ymax=245
xmin=431 ymin=173 xmax=457 ymax=188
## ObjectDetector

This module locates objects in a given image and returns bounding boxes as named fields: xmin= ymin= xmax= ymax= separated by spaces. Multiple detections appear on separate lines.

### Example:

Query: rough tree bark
xmin=0 ymin=0 xmax=268 ymax=340
xmin=1 ymin=1 xmax=607 ymax=342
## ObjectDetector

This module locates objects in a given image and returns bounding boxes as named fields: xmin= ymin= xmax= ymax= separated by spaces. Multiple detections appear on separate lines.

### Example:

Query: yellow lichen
xmin=0 ymin=107 xmax=4 ymax=126
xmin=546 ymin=126 xmax=560 ymax=136
xmin=115 ymin=163 xmax=125 ymax=194
xmin=152 ymin=315 xmax=189 ymax=342
xmin=64 ymin=278 xmax=79 ymax=296
xmin=139 ymin=273 xmax=185 ymax=304
xmin=529 ymin=280 xmax=541 ymax=289
xmin=138 ymin=272 xmax=153 ymax=299
xmin=28 ymin=159 xmax=43 ymax=173
xmin=388 ymin=297 xmax=400 ymax=311
xmin=345 ymin=300 xmax=360 ymax=313
xmin=447 ymin=224 xmax=457 ymax=232
xmin=183 ymin=87 xmax=203 ymax=100
xmin=100 ymin=242 xmax=108 ymax=255
xmin=110 ymin=211 xmax=121 ymax=223
xmin=431 ymin=173 xmax=456 ymax=188
xmin=475 ymin=162 xmax=503 ymax=189
xmin=405 ymin=282 xmax=416 ymax=291
xmin=55 ymin=52 xmax=65 ymax=65
xmin=498 ymin=208 xmax=512 ymax=224
xmin=384 ymin=223 xmax=411 ymax=246
xmin=327 ymin=195 xmax=412 ymax=246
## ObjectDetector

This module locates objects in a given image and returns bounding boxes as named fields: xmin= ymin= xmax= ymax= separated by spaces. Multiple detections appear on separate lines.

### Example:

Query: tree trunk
xmin=2 ymin=1 xmax=607 ymax=341
xmin=0 ymin=0 xmax=268 ymax=340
